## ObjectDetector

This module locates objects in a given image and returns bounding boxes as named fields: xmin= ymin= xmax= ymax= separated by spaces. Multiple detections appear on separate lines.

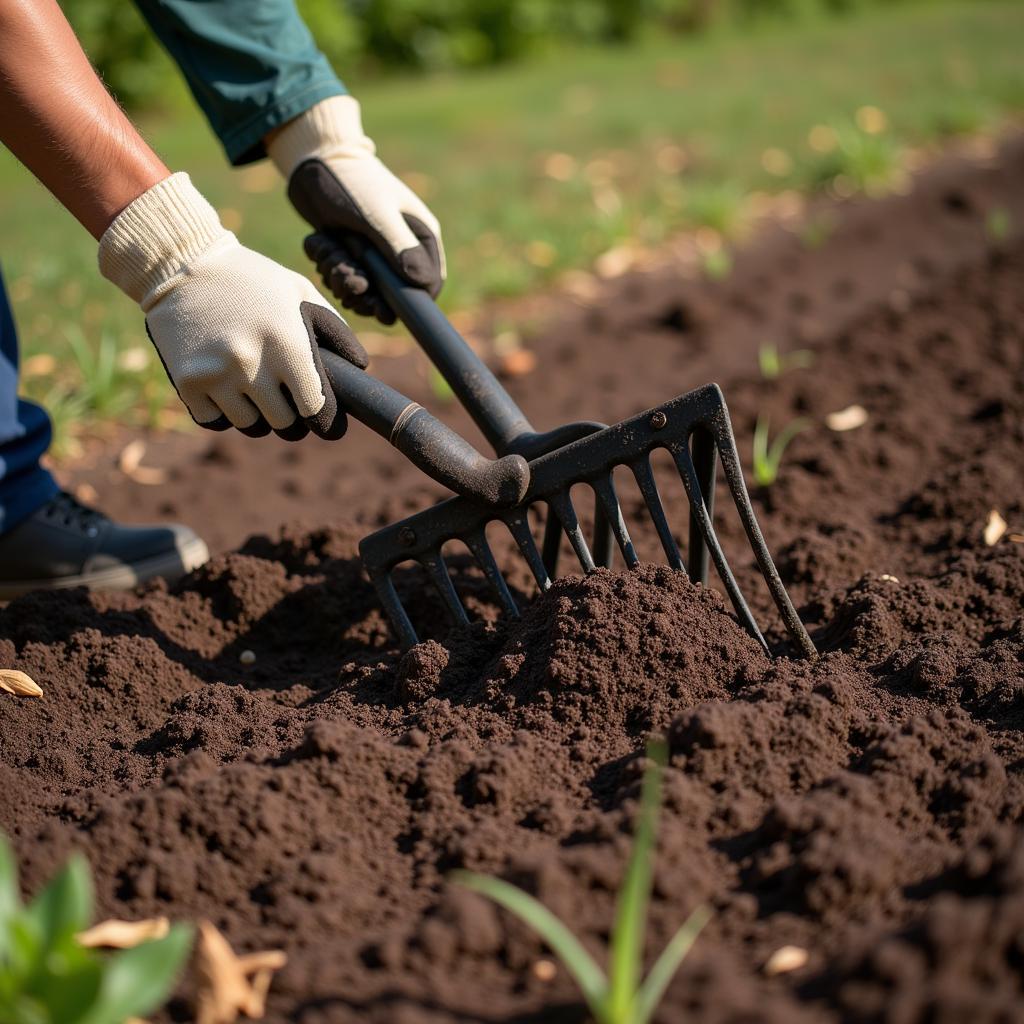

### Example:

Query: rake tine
xmin=630 ymin=457 xmax=684 ymax=571
xmin=541 ymin=509 xmax=562 ymax=578
xmin=688 ymin=426 xmax=716 ymax=585
xmin=504 ymin=510 xmax=553 ymax=593
xmin=672 ymin=442 xmax=770 ymax=655
xmin=420 ymin=551 xmax=470 ymax=627
xmin=465 ymin=529 xmax=519 ymax=618
xmin=547 ymin=490 xmax=596 ymax=573
xmin=590 ymin=474 xmax=639 ymax=568
xmin=712 ymin=422 xmax=818 ymax=658
xmin=370 ymin=568 xmax=419 ymax=649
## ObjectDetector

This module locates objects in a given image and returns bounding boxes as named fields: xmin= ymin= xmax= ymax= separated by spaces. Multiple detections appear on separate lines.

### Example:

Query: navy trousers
xmin=0 ymin=267 xmax=58 ymax=535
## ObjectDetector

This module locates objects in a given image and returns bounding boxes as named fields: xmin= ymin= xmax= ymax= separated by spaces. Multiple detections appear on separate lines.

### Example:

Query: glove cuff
xmin=98 ymin=172 xmax=228 ymax=309
xmin=267 ymin=95 xmax=375 ymax=179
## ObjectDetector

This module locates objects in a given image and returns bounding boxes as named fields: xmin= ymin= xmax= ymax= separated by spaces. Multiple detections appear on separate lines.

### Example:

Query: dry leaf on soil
xmin=118 ymin=440 xmax=168 ymax=486
xmin=196 ymin=921 xmax=286 ymax=1024
xmin=77 ymin=916 xmax=169 ymax=949
xmin=0 ymin=670 xmax=43 ymax=697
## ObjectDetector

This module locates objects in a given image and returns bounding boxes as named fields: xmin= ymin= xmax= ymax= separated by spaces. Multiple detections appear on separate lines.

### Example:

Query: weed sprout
xmin=758 ymin=343 xmax=815 ymax=380
xmin=456 ymin=742 xmax=709 ymax=1024
xmin=752 ymin=415 xmax=810 ymax=487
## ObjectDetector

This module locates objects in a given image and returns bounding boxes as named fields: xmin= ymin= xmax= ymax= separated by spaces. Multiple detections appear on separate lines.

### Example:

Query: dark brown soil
xmin=3 ymin=136 xmax=1024 ymax=1023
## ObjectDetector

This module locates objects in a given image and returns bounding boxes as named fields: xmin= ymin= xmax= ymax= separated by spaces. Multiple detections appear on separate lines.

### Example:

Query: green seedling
xmin=798 ymin=214 xmax=836 ymax=251
xmin=758 ymin=343 xmax=815 ymax=380
xmin=456 ymin=742 xmax=710 ymax=1024
xmin=0 ymin=835 xmax=192 ymax=1024
xmin=428 ymin=365 xmax=456 ymax=405
xmin=752 ymin=414 xmax=810 ymax=487
xmin=810 ymin=118 xmax=903 ymax=197
xmin=38 ymin=382 xmax=89 ymax=460
xmin=684 ymin=182 xmax=746 ymax=237
xmin=985 ymin=207 xmax=1011 ymax=243
xmin=700 ymin=248 xmax=733 ymax=281
xmin=64 ymin=326 xmax=135 ymax=420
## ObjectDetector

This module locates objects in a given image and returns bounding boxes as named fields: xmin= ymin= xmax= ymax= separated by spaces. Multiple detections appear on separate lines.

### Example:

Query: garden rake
xmin=317 ymin=242 xmax=816 ymax=659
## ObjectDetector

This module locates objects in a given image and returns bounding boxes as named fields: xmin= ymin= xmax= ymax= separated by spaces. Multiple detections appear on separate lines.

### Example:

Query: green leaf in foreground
xmin=0 ymin=833 xmax=193 ymax=1024
xmin=456 ymin=742 xmax=709 ymax=1024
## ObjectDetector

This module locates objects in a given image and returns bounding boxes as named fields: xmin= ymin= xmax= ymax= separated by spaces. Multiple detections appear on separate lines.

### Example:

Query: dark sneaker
xmin=0 ymin=492 xmax=208 ymax=600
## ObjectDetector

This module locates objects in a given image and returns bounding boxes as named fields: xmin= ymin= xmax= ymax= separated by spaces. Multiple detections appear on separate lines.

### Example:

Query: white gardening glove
xmin=268 ymin=95 xmax=445 ymax=326
xmin=98 ymin=173 xmax=367 ymax=441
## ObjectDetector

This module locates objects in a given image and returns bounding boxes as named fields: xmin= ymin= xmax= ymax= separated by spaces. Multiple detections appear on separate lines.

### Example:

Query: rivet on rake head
xmin=649 ymin=410 xmax=668 ymax=430
xmin=398 ymin=526 xmax=417 ymax=547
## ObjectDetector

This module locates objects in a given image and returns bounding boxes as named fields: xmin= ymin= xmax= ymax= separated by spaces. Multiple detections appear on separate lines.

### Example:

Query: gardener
xmin=0 ymin=0 xmax=443 ymax=597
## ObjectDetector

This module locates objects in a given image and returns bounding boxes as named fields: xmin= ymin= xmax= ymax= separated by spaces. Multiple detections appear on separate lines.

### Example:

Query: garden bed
xmin=2 ymin=137 xmax=1023 ymax=1022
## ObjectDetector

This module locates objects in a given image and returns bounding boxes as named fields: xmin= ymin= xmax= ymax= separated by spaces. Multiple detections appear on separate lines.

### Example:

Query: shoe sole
xmin=0 ymin=535 xmax=210 ymax=601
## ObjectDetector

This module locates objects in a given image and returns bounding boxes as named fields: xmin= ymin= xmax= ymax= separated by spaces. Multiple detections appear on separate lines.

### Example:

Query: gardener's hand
xmin=267 ymin=96 xmax=445 ymax=326
xmin=99 ymin=173 xmax=368 ymax=441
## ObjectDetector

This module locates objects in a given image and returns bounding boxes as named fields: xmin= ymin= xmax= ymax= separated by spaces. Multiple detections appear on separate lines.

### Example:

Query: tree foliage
xmin=62 ymin=0 xmax=937 ymax=111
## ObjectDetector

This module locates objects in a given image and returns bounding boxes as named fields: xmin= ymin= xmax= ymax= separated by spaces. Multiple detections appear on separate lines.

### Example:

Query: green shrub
xmin=0 ymin=836 xmax=192 ymax=1024
xmin=60 ymin=0 xmax=964 ymax=111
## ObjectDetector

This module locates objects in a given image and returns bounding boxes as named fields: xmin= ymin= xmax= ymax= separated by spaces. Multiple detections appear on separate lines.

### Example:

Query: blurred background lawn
xmin=1 ymin=0 xmax=1022 ymax=453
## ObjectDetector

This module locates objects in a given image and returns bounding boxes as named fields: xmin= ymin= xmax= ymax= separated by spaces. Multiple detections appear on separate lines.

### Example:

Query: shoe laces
xmin=43 ymin=492 xmax=106 ymax=533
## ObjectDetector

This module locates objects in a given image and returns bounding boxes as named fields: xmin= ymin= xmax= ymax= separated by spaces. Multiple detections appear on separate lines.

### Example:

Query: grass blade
xmin=454 ymin=872 xmax=607 ymax=1014
xmin=606 ymin=741 xmax=666 ymax=1021
xmin=634 ymin=905 xmax=711 ymax=1024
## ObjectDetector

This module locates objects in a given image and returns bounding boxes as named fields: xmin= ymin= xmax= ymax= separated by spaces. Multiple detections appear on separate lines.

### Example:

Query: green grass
xmin=2 ymin=1 xmax=1022 ymax=449
xmin=456 ymin=741 xmax=709 ymax=1024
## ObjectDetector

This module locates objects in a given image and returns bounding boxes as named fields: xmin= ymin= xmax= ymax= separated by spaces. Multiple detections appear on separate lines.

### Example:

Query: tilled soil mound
xmin=3 ymin=148 xmax=1024 ymax=1022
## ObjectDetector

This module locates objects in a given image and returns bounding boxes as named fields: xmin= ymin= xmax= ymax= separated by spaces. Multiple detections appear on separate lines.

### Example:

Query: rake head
xmin=359 ymin=382 xmax=816 ymax=658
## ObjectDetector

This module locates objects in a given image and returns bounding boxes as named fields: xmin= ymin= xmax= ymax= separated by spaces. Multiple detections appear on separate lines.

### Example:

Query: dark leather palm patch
xmin=288 ymin=159 xmax=443 ymax=324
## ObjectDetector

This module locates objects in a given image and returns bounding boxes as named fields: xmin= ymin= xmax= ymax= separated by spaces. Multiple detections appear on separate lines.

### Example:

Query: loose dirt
xmin=2 ymin=136 xmax=1023 ymax=1022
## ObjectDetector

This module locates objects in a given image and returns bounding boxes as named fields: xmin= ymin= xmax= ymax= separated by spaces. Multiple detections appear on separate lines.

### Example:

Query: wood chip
xmin=0 ymin=670 xmax=43 ymax=698
xmin=74 ymin=482 xmax=99 ymax=505
xmin=196 ymin=921 xmax=287 ymax=1024
xmin=498 ymin=349 xmax=537 ymax=378
xmin=532 ymin=958 xmax=557 ymax=982
xmin=118 ymin=439 xmax=146 ymax=475
xmin=118 ymin=440 xmax=168 ymax=486
xmin=764 ymin=944 xmax=809 ymax=976
xmin=77 ymin=916 xmax=169 ymax=949
xmin=594 ymin=245 xmax=635 ymax=279
xmin=825 ymin=405 xmax=868 ymax=432
xmin=984 ymin=509 xmax=1007 ymax=547
xmin=21 ymin=353 xmax=57 ymax=378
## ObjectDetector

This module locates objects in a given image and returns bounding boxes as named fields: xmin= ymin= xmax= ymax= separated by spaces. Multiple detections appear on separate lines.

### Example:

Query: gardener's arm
xmin=134 ymin=0 xmax=445 ymax=323
xmin=0 ymin=0 xmax=167 ymax=239
xmin=0 ymin=0 xmax=367 ymax=440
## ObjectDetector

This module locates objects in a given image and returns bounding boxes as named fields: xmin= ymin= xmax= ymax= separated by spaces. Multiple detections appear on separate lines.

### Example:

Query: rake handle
xmin=338 ymin=237 xmax=536 ymax=455
xmin=320 ymin=350 xmax=529 ymax=507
